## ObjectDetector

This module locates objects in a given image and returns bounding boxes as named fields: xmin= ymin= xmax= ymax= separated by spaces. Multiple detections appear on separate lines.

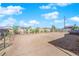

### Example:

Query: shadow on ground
xmin=0 ymin=43 xmax=12 ymax=51
xmin=48 ymin=34 xmax=79 ymax=55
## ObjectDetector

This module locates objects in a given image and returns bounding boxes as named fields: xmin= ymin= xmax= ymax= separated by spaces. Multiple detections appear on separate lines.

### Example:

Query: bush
xmin=72 ymin=25 xmax=79 ymax=30
xmin=35 ymin=28 xmax=39 ymax=33
xmin=13 ymin=26 xmax=19 ymax=34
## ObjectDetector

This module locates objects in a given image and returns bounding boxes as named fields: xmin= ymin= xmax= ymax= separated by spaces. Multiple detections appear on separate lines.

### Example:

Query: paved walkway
xmin=5 ymin=32 xmax=76 ymax=56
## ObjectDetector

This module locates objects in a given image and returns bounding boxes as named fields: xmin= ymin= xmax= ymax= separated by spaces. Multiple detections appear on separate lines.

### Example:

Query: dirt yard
xmin=4 ymin=32 xmax=77 ymax=56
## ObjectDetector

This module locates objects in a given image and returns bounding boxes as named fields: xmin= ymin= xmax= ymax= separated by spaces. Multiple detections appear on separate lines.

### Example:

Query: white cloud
xmin=19 ymin=20 xmax=40 ymax=27
xmin=19 ymin=20 xmax=28 ymax=27
xmin=29 ymin=20 xmax=40 ymax=25
xmin=0 ymin=6 xmax=24 ymax=16
xmin=56 ymin=3 xmax=71 ymax=7
xmin=0 ymin=17 xmax=16 ymax=26
xmin=0 ymin=18 xmax=40 ymax=27
xmin=39 ymin=3 xmax=57 ymax=10
xmin=54 ymin=20 xmax=63 ymax=23
xmin=42 ymin=11 xmax=59 ymax=19
xmin=39 ymin=5 xmax=51 ymax=9
xmin=39 ymin=3 xmax=71 ymax=10
xmin=70 ymin=16 xmax=79 ymax=22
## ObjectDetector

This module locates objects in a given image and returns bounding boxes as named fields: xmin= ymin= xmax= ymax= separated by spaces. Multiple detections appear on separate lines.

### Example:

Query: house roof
xmin=64 ymin=26 xmax=73 ymax=29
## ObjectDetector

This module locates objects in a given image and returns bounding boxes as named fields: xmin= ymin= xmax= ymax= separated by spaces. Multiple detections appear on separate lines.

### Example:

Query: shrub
xmin=13 ymin=26 xmax=19 ymax=34
xmin=72 ymin=25 xmax=79 ymax=30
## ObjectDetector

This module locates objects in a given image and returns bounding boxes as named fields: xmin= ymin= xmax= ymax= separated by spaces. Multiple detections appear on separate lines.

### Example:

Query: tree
xmin=50 ymin=25 xmax=56 ymax=32
xmin=72 ymin=24 xmax=79 ymax=30
xmin=25 ymin=27 xmax=30 ymax=33
xmin=25 ymin=26 xmax=35 ymax=34
xmin=44 ymin=29 xmax=47 ymax=32
xmin=12 ymin=25 xmax=19 ymax=34
xmin=35 ymin=28 xmax=39 ymax=33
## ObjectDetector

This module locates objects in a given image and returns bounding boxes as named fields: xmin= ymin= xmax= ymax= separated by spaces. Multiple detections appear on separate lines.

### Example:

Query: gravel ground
xmin=5 ymin=32 xmax=76 ymax=56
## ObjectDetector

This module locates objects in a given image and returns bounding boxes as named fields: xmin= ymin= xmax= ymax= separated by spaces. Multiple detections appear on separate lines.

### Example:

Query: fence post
xmin=3 ymin=32 xmax=6 ymax=48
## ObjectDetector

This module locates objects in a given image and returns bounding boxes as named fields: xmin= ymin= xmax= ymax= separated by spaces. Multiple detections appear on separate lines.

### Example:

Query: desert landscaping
xmin=0 ymin=3 xmax=79 ymax=56
xmin=0 ymin=24 xmax=79 ymax=56
xmin=0 ymin=32 xmax=78 ymax=56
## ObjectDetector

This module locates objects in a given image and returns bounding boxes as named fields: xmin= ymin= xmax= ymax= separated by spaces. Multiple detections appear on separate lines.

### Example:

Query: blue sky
xmin=0 ymin=3 xmax=79 ymax=28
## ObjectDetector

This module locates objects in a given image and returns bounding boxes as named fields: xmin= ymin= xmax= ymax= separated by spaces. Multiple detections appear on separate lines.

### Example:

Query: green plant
xmin=13 ymin=25 xmax=19 ymax=34
xmin=44 ymin=29 xmax=47 ymax=32
xmin=50 ymin=25 xmax=56 ymax=32
xmin=35 ymin=28 xmax=39 ymax=33
xmin=31 ymin=29 xmax=34 ymax=33
xmin=72 ymin=25 xmax=79 ymax=30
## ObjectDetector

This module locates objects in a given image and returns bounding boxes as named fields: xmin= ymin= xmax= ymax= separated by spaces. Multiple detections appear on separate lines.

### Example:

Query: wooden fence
xmin=0 ymin=32 xmax=14 ymax=56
